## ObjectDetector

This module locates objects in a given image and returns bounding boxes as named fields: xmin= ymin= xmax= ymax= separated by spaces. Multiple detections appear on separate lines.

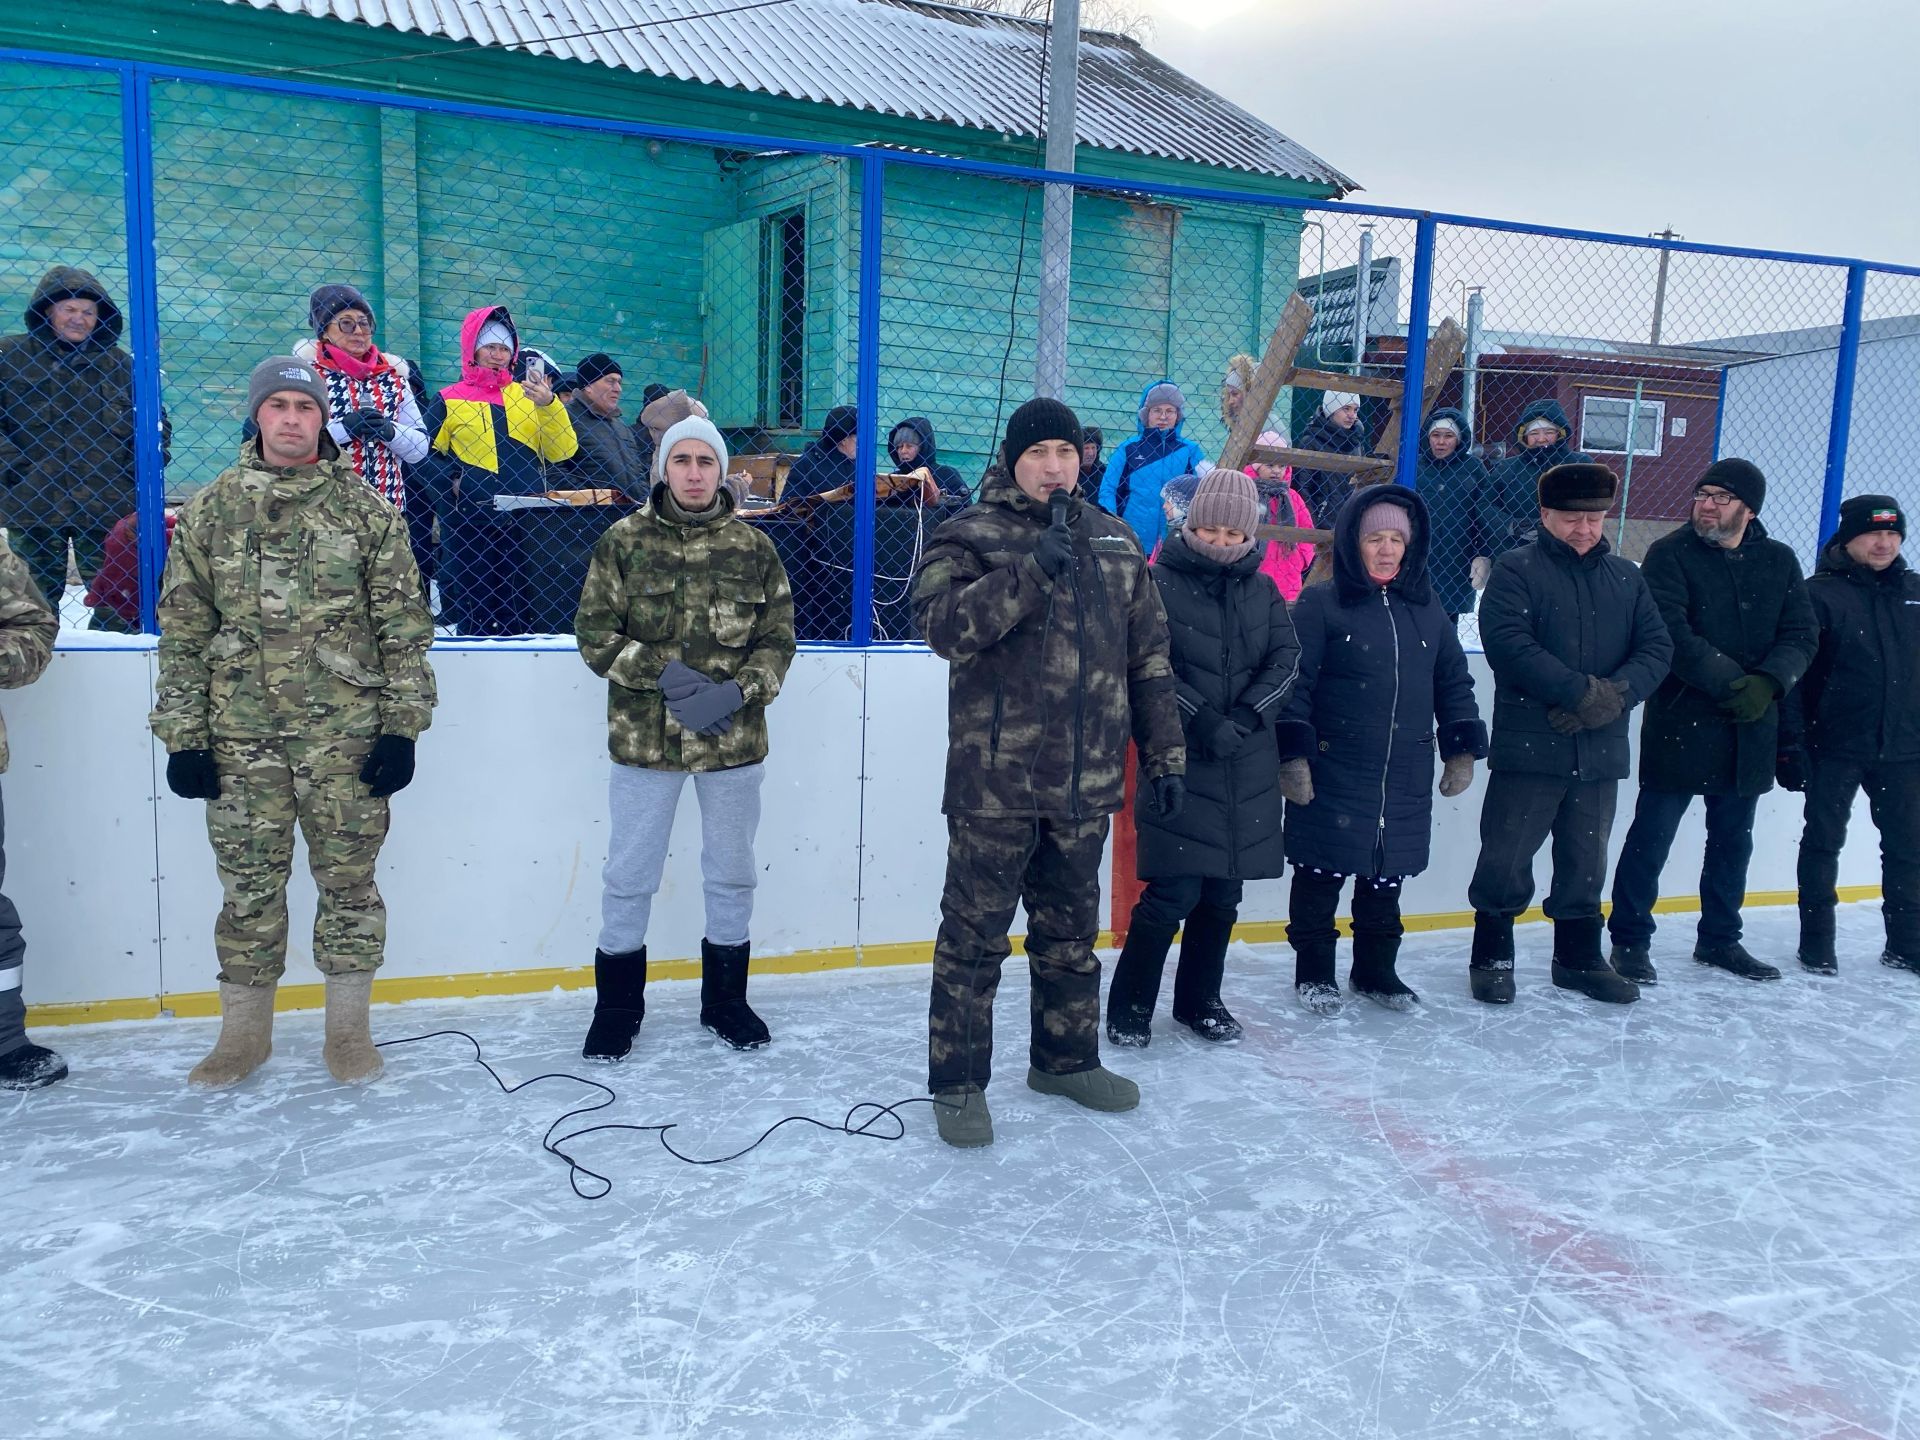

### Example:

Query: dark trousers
xmin=11 ymin=522 xmax=107 ymax=613
xmin=1288 ymin=866 xmax=1403 ymax=984
xmin=403 ymin=480 xmax=438 ymax=595
xmin=1798 ymin=756 xmax=1920 ymax=956
xmin=1468 ymin=771 xmax=1618 ymax=922
xmin=1117 ymin=875 xmax=1243 ymax=1017
xmin=441 ymin=511 xmax=525 ymax=635
xmin=928 ymin=814 xmax=1108 ymax=1092
xmin=0 ymin=786 xmax=26 ymax=1057
xmin=1129 ymin=875 xmax=1243 ymax=930
xmin=1608 ymin=787 xmax=1759 ymax=950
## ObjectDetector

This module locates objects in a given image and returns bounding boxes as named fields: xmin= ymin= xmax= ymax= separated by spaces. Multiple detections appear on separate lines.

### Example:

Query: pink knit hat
xmin=1356 ymin=498 xmax=1412 ymax=541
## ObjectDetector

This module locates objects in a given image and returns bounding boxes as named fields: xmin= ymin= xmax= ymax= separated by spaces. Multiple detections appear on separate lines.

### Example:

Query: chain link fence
xmin=2 ymin=55 xmax=1915 ymax=644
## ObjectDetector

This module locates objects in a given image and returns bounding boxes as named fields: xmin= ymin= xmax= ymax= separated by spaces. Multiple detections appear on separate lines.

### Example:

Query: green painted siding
xmin=735 ymin=154 xmax=851 ymax=435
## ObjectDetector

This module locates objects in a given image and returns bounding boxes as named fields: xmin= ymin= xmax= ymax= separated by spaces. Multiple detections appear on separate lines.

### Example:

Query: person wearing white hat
xmin=1294 ymin=389 xmax=1373 ymax=529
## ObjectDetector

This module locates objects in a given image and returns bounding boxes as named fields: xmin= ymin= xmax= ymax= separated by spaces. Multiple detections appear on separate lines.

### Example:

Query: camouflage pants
xmin=205 ymin=736 xmax=389 ymax=987
xmin=928 ymin=814 xmax=1109 ymax=1092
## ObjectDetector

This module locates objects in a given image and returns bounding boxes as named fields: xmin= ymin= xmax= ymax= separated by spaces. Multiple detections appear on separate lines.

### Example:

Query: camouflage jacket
xmin=911 ymin=469 xmax=1184 ymax=820
xmin=575 ymin=484 xmax=796 ymax=772
xmin=150 ymin=438 xmax=437 ymax=752
xmin=0 ymin=532 xmax=57 ymax=773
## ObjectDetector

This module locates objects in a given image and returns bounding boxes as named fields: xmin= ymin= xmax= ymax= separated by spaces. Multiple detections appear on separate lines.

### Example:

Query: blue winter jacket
xmin=1277 ymin=486 xmax=1488 ymax=879
xmin=1097 ymin=381 xmax=1206 ymax=552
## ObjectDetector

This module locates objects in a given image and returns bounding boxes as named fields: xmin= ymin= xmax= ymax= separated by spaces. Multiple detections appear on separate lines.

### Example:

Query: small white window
xmin=1580 ymin=396 xmax=1665 ymax=456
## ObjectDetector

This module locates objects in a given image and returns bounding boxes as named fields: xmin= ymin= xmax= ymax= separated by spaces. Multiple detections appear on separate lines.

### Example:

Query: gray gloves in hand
xmin=1549 ymin=675 xmax=1628 ymax=735
xmin=658 ymin=659 xmax=745 ymax=737
xmin=1438 ymin=753 xmax=1475 ymax=797
xmin=1278 ymin=757 xmax=1314 ymax=806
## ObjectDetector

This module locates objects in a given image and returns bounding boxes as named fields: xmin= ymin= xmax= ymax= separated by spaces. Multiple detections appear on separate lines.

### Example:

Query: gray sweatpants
xmin=599 ymin=762 xmax=765 ymax=953
xmin=0 ymin=785 xmax=26 ymax=1058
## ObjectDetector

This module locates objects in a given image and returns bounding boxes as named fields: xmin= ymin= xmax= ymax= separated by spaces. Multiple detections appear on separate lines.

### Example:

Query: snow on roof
xmin=226 ymin=0 xmax=1356 ymax=189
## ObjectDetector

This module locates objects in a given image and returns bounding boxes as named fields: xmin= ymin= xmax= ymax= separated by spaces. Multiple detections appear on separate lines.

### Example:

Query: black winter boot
xmin=1469 ymin=912 xmax=1516 ymax=1005
xmin=1798 ymin=904 xmax=1838 ymax=974
xmin=1882 ymin=951 xmax=1920 ymax=977
xmin=1610 ymin=943 xmax=1657 ymax=985
xmin=1172 ymin=904 xmax=1243 ymax=1043
xmin=1551 ymin=918 xmax=1639 ymax=1004
xmin=1351 ymin=933 xmax=1419 ymax=1011
xmin=1694 ymin=941 xmax=1781 ymax=982
xmin=701 ymin=938 xmax=770 ymax=1050
xmin=0 ymin=1041 xmax=67 ymax=1091
xmin=1106 ymin=918 xmax=1177 ymax=1047
xmin=582 ymin=946 xmax=647 ymax=1061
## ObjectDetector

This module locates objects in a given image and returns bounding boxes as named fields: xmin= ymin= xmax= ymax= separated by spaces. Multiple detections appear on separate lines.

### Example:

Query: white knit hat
xmin=1322 ymin=390 xmax=1361 ymax=416
xmin=654 ymin=415 xmax=730 ymax=487
xmin=475 ymin=319 xmax=514 ymax=352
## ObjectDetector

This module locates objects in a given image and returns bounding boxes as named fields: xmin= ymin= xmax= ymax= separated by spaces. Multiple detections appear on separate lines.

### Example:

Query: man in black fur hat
xmin=1466 ymin=462 xmax=1673 ymax=1007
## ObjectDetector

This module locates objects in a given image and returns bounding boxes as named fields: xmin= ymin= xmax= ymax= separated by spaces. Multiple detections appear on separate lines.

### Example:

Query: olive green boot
xmin=1026 ymin=1065 xmax=1140 ymax=1112
xmin=932 ymin=1085 xmax=993 ymax=1147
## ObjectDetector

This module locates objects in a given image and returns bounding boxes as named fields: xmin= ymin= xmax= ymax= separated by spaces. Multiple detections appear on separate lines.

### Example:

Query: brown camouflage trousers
xmin=928 ymin=814 xmax=1109 ymax=1092
xmin=206 ymin=736 xmax=389 ymax=987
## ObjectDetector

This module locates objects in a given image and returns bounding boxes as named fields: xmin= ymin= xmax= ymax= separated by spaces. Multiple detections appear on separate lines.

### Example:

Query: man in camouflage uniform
xmin=911 ymin=397 xmax=1186 ymax=1148
xmin=151 ymin=356 xmax=436 ymax=1089
xmin=574 ymin=414 xmax=795 ymax=1057
xmin=0 ymin=534 xmax=61 ymax=1089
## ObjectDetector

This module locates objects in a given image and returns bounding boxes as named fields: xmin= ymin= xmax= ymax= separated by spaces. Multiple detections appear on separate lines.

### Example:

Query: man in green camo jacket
xmin=151 ymin=356 xmax=436 ymax=1090
xmin=0 ymin=532 xmax=60 ymax=1090
xmin=910 ymin=397 xmax=1187 ymax=1148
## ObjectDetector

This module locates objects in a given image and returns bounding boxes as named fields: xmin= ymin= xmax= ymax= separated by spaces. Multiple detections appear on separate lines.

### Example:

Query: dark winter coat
xmin=1479 ymin=528 xmax=1672 ymax=782
xmin=1485 ymin=399 xmax=1593 ymax=554
xmin=888 ymin=417 xmax=970 ymax=506
xmin=1135 ymin=531 xmax=1300 ymax=880
xmin=1781 ymin=543 xmax=1920 ymax=765
xmin=563 ymin=397 xmax=649 ymax=492
xmin=911 ymin=469 xmax=1185 ymax=821
xmin=1412 ymin=407 xmax=1493 ymax=615
xmin=0 ymin=266 xmax=170 ymax=530
xmin=1636 ymin=518 xmax=1818 ymax=796
xmin=780 ymin=437 xmax=856 ymax=503
xmin=1277 ymin=486 xmax=1487 ymax=879
xmin=1293 ymin=410 xmax=1373 ymax=530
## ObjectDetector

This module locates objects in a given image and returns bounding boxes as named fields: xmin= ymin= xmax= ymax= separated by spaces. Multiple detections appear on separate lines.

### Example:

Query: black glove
xmin=341 ymin=407 xmax=397 ymax=444
xmin=1207 ymin=716 xmax=1250 ymax=760
xmin=1775 ymin=747 xmax=1809 ymax=793
xmin=1147 ymin=773 xmax=1185 ymax=820
xmin=1032 ymin=525 xmax=1074 ymax=581
xmin=359 ymin=734 xmax=416 ymax=798
xmin=658 ymin=658 xmax=708 ymax=702
xmin=666 ymin=679 xmax=745 ymax=735
xmin=1228 ymin=705 xmax=1263 ymax=735
xmin=166 ymin=748 xmax=220 ymax=800
xmin=1722 ymin=673 xmax=1778 ymax=725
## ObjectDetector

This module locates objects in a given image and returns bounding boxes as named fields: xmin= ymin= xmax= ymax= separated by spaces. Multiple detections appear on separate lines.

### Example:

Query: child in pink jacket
xmin=1246 ymin=430 xmax=1315 ymax=601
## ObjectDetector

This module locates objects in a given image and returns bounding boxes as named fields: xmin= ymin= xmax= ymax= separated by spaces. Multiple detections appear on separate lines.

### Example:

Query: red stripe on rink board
xmin=1254 ymin=1042 xmax=1886 ymax=1438
xmin=1113 ymin=744 xmax=1143 ymax=945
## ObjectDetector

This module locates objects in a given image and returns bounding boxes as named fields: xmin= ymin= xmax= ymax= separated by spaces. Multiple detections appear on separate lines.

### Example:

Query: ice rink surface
xmin=5 ymin=902 xmax=1918 ymax=1440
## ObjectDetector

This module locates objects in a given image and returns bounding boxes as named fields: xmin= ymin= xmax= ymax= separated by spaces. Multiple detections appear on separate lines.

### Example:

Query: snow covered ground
xmin=5 ymin=901 xmax=1917 ymax=1440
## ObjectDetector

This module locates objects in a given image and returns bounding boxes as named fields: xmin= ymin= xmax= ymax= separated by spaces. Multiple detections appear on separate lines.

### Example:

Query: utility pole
xmin=1035 ymin=0 xmax=1079 ymax=399
xmin=1649 ymin=227 xmax=1680 ymax=344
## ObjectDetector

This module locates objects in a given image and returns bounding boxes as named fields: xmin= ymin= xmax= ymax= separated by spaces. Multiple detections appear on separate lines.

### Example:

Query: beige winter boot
xmin=188 ymin=981 xmax=277 ymax=1088
xmin=323 ymin=972 xmax=384 ymax=1084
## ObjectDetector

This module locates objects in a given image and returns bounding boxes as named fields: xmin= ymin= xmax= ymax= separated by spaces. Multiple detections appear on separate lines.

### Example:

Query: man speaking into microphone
xmin=910 ymin=398 xmax=1187 ymax=1148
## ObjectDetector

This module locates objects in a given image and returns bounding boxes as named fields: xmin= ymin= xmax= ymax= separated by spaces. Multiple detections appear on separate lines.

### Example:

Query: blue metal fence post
xmin=1819 ymin=264 xmax=1868 ymax=547
xmin=851 ymin=153 xmax=885 ymax=646
xmin=119 ymin=65 xmax=167 ymax=634
xmin=1395 ymin=215 xmax=1437 ymax=487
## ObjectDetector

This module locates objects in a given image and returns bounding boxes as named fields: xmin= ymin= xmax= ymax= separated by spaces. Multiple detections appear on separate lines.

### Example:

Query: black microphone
xmin=1048 ymin=488 xmax=1071 ymax=532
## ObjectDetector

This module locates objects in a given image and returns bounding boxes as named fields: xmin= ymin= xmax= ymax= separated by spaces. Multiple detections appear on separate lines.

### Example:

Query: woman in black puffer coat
xmin=1107 ymin=469 xmax=1300 ymax=1047
xmin=1276 ymin=484 xmax=1487 ymax=1014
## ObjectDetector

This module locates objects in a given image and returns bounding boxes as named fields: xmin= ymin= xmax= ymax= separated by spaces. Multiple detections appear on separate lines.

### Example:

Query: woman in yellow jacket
xmin=424 ymin=305 xmax=576 ymax=634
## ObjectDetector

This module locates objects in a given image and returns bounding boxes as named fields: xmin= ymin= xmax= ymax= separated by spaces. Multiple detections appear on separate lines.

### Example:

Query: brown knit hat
xmin=1185 ymin=467 xmax=1260 ymax=561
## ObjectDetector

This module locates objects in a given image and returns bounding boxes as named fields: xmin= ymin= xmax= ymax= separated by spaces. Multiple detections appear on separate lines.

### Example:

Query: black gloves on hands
xmin=1550 ymin=675 xmax=1629 ymax=735
xmin=1722 ymin=673 xmax=1778 ymax=725
xmin=342 ymin=407 xmax=397 ymax=444
xmin=660 ymin=659 xmax=746 ymax=737
xmin=1775 ymin=747 xmax=1809 ymax=793
xmin=1206 ymin=716 xmax=1250 ymax=760
xmin=1032 ymin=525 xmax=1075 ymax=581
xmin=166 ymin=749 xmax=220 ymax=800
xmin=1147 ymin=773 xmax=1185 ymax=820
xmin=360 ymin=734 xmax=416 ymax=797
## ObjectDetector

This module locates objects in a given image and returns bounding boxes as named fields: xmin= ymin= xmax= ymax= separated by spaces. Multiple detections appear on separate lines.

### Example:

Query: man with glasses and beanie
xmin=911 ymin=397 xmax=1186 ymax=1148
xmin=1467 ymin=461 xmax=1671 ymax=1006
xmin=1606 ymin=459 xmax=1817 ymax=984
xmin=1779 ymin=494 xmax=1920 ymax=979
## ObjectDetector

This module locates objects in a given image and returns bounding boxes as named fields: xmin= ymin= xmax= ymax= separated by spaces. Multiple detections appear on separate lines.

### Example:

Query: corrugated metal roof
xmin=224 ymin=0 xmax=1355 ymax=189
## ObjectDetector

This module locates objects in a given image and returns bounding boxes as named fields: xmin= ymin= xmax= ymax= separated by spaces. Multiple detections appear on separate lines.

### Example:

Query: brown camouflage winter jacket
xmin=150 ymin=438 xmax=437 ymax=752
xmin=911 ymin=469 xmax=1185 ymax=821
xmin=0 ymin=532 xmax=57 ymax=773
xmin=574 ymin=484 xmax=795 ymax=772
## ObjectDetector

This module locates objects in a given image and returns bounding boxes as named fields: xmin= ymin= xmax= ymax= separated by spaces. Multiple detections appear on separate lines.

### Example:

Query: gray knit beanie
xmin=247 ymin=355 xmax=328 ymax=419
xmin=1139 ymin=382 xmax=1186 ymax=425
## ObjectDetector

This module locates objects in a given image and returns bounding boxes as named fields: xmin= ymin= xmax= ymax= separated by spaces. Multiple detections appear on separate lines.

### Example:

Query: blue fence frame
xmin=5 ymin=41 xmax=1913 ymax=641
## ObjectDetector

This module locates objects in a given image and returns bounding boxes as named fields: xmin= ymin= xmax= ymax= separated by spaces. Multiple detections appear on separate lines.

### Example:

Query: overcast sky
xmin=1139 ymin=0 xmax=1919 ymax=271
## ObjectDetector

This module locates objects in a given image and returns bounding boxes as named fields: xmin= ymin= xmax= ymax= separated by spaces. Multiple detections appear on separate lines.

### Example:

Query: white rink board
xmin=2 ymin=642 xmax=1888 ymax=1010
